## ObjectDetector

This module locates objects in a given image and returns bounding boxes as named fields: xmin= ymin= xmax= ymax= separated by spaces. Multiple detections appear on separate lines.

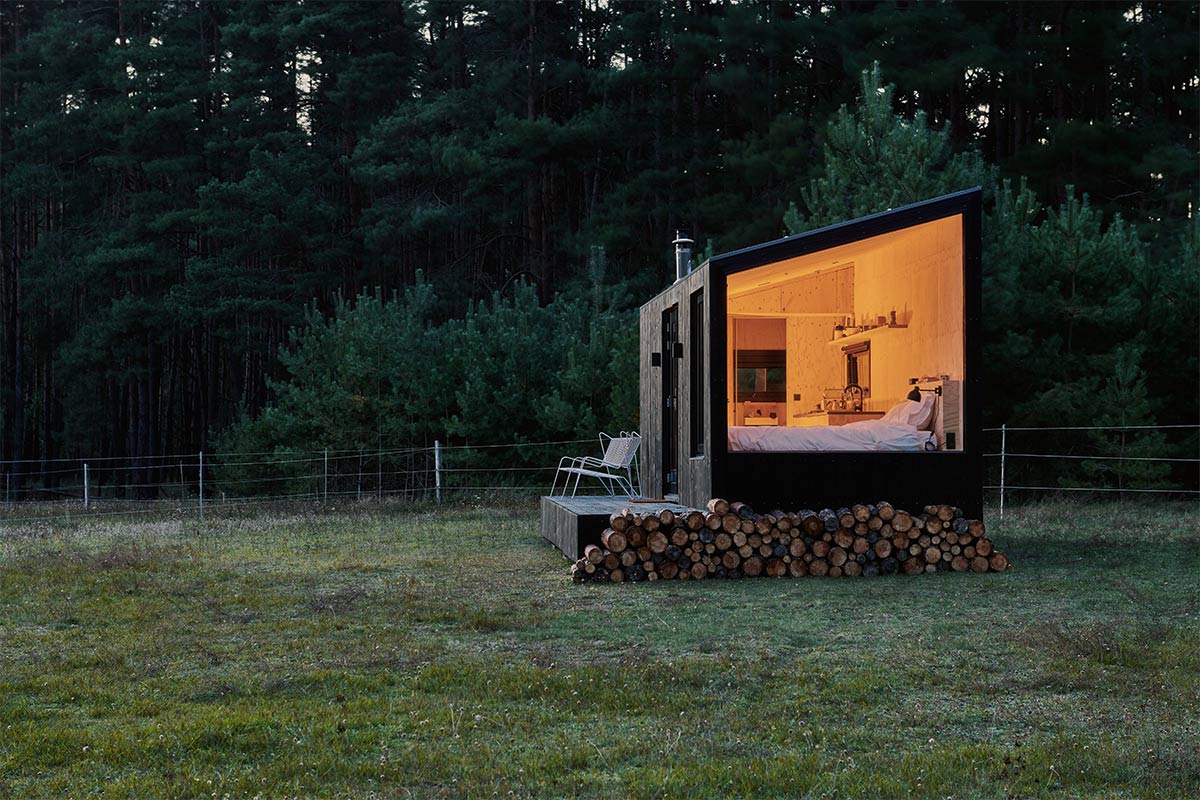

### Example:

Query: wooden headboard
xmin=915 ymin=378 xmax=963 ymax=451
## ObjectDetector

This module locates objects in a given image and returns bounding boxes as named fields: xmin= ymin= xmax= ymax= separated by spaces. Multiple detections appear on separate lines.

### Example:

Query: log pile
xmin=571 ymin=498 xmax=1010 ymax=583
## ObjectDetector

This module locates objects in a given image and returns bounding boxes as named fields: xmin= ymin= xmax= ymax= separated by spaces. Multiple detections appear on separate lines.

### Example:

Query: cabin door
xmin=662 ymin=305 xmax=679 ymax=496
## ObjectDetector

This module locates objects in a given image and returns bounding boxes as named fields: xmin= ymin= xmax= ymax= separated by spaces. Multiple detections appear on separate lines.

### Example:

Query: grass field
xmin=1 ymin=499 xmax=1197 ymax=799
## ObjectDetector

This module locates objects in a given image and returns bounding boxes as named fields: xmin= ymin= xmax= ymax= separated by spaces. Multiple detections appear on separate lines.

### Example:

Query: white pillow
xmin=881 ymin=400 xmax=919 ymax=425
xmin=912 ymin=392 xmax=938 ymax=430
xmin=882 ymin=393 xmax=937 ymax=429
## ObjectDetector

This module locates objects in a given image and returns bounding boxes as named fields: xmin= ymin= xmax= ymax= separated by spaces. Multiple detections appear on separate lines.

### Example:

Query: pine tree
xmin=783 ymin=64 xmax=991 ymax=235
xmin=1076 ymin=344 xmax=1172 ymax=493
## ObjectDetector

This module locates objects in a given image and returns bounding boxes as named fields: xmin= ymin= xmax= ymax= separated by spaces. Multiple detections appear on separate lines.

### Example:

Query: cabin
xmin=639 ymin=188 xmax=983 ymax=517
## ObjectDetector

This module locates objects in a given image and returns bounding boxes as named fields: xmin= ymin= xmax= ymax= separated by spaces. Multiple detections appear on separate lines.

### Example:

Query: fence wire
xmin=0 ymin=438 xmax=588 ymax=525
xmin=1 ymin=426 xmax=1196 ymax=526
xmin=985 ymin=422 xmax=1198 ymax=515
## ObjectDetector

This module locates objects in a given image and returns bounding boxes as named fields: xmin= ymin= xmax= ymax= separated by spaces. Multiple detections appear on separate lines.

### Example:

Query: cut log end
xmin=601 ymin=529 xmax=627 ymax=553
xmin=706 ymin=498 xmax=730 ymax=516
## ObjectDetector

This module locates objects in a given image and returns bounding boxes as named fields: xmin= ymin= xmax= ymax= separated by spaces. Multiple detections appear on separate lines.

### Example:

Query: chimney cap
xmin=672 ymin=231 xmax=695 ymax=246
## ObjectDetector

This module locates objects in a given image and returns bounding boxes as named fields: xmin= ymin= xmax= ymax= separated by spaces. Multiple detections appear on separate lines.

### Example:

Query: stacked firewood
xmin=571 ymin=498 xmax=1010 ymax=583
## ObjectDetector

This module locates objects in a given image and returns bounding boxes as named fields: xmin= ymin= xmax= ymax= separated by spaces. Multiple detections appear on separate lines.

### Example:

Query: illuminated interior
xmin=725 ymin=215 xmax=965 ymax=451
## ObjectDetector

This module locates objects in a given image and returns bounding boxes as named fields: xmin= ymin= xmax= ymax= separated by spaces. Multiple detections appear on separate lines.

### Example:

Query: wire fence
xmin=0 ymin=424 xmax=1196 ymax=525
xmin=982 ymin=423 xmax=1199 ymax=516
xmin=0 ymin=438 xmax=595 ymax=525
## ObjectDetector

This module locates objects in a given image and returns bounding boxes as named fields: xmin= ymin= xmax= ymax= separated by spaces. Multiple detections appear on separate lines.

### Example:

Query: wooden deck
xmin=540 ymin=495 xmax=696 ymax=560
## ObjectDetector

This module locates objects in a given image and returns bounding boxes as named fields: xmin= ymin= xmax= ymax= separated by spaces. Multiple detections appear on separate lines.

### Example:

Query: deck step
xmin=539 ymin=495 xmax=695 ymax=560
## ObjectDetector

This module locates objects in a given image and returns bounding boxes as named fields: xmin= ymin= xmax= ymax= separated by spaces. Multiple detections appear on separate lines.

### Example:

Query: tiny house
xmin=639 ymin=188 xmax=983 ymax=516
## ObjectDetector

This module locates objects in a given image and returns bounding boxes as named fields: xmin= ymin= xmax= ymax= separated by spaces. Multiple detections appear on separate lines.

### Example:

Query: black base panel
xmin=715 ymin=452 xmax=983 ymax=519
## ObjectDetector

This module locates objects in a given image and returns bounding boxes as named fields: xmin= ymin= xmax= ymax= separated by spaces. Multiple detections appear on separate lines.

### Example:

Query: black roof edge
xmin=709 ymin=187 xmax=982 ymax=276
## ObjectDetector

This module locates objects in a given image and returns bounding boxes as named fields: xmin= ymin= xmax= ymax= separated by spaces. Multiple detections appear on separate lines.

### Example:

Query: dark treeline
xmin=1 ymin=1 xmax=1196 ymax=496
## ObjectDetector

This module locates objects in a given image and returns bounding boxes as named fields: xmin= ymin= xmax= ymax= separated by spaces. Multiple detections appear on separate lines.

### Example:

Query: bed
xmin=727 ymin=392 xmax=941 ymax=452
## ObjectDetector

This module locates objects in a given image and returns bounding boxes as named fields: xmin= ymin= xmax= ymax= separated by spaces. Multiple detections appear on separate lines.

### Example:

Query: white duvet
xmin=728 ymin=419 xmax=937 ymax=452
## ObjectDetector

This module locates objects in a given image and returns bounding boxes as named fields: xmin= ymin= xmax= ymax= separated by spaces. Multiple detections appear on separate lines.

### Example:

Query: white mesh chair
xmin=551 ymin=431 xmax=642 ymax=497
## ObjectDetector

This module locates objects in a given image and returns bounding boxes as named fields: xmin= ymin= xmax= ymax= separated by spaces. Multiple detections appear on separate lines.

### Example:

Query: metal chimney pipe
xmin=672 ymin=232 xmax=695 ymax=282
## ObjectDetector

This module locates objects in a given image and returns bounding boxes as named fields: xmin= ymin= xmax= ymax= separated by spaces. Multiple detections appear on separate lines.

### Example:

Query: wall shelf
xmin=828 ymin=324 xmax=907 ymax=346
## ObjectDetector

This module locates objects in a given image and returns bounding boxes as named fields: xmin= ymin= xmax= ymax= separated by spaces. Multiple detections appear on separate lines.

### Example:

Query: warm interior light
xmin=725 ymin=215 xmax=965 ymax=448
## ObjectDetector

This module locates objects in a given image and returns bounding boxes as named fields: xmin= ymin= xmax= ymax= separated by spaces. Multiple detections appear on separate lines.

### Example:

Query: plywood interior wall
xmin=725 ymin=215 xmax=964 ymax=424
xmin=728 ymin=265 xmax=854 ymax=315
xmin=732 ymin=318 xmax=786 ymax=350
xmin=855 ymin=216 xmax=964 ymax=410
xmin=787 ymin=317 xmax=845 ymax=419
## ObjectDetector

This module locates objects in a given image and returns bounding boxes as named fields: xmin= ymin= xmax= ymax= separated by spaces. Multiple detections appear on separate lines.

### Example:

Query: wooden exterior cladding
xmin=638 ymin=188 xmax=984 ymax=517
xmin=639 ymin=262 xmax=713 ymax=503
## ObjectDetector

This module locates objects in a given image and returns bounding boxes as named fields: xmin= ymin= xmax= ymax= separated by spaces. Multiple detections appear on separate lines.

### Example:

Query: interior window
xmin=735 ymin=350 xmax=786 ymax=402
xmin=844 ymin=342 xmax=870 ymax=397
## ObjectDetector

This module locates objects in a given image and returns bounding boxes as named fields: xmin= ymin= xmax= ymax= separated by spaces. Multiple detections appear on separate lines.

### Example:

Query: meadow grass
xmin=0 ymin=498 xmax=1196 ymax=799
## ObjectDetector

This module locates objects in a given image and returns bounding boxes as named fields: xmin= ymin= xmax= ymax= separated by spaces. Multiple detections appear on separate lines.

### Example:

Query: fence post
xmin=357 ymin=449 xmax=363 ymax=500
xmin=83 ymin=463 xmax=89 ymax=509
xmin=198 ymin=451 xmax=204 ymax=521
xmin=999 ymin=424 xmax=1006 ymax=519
xmin=323 ymin=447 xmax=328 ymax=505
xmin=377 ymin=443 xmax=382 ymax=500
xmin=434 ymin=440 xmax=441 ymax=504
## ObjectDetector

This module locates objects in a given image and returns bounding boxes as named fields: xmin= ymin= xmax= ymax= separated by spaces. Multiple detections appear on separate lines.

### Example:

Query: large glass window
xmin=724 ymin=214 xmax=965 ymax=451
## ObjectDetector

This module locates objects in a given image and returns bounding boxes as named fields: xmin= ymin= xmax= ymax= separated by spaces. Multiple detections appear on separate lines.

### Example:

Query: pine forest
xmin=1 ymin=1 xmax=1196 ymax=497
